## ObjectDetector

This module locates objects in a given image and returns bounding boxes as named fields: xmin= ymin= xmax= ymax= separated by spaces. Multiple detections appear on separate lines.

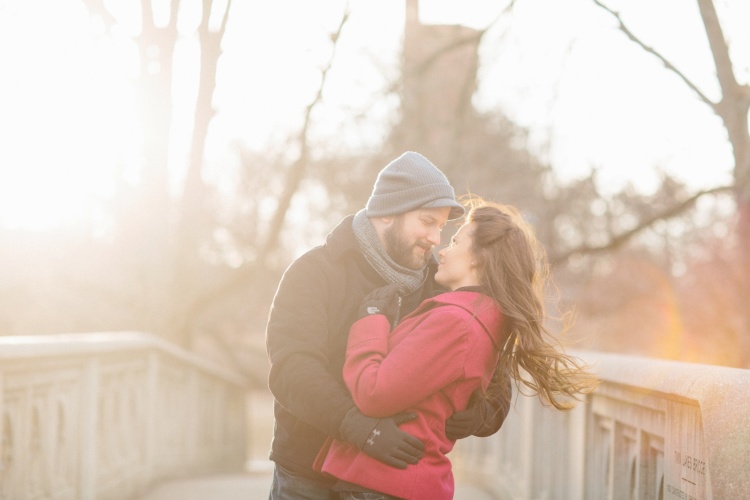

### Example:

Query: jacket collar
xmin=325 ymin=215 xmax=360 ymax=261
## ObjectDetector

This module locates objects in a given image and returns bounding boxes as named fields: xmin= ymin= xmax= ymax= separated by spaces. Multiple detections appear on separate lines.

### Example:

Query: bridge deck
xmin=137 ymin=461 xmax=497 ymax=500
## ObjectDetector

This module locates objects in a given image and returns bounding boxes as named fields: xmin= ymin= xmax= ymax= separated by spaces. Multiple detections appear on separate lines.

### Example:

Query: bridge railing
xmin=0 ymin=332 xmax=248 ymax=500
xmin=452 ymin=351 xmax=750 ymax=500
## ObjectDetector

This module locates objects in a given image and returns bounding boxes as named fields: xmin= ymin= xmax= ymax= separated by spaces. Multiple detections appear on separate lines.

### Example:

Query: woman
xmin=314 ymin=198 xmax=597 ymax=499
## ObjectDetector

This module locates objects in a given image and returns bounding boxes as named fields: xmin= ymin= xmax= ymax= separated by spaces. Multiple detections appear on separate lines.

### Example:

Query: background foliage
xmin=1 ymin=0 xmax=748 ymax=382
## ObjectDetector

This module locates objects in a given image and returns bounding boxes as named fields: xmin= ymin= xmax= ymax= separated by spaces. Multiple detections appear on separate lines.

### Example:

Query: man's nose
xmin=426 ymin=227 xmax=441 ymax=246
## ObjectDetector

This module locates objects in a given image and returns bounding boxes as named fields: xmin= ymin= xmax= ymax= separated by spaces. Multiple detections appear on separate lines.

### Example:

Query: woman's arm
xmin=344 ymin=308 xmax=471 ymax=417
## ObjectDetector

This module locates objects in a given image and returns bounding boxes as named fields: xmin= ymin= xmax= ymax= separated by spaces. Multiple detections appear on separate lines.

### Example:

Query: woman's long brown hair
xmin=466 ymin=197 xmax=597 ymax=410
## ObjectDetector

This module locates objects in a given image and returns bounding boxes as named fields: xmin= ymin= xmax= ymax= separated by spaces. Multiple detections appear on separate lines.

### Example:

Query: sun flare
xmin=0 ymin=3 xmax=140 ymax=231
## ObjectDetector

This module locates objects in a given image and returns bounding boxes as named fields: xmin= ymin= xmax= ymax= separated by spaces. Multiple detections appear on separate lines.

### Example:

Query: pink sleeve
xmin=343 ymin=309 xmax=470 ymax=417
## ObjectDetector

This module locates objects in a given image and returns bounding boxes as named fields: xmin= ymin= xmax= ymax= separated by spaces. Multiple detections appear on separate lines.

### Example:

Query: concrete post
xmin=79 ymin=358 xmax=99 ymax=500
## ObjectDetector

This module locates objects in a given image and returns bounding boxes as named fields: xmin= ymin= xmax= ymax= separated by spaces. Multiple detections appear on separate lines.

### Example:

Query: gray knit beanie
xmin=365 ymin=152 xmax=465 ymax=220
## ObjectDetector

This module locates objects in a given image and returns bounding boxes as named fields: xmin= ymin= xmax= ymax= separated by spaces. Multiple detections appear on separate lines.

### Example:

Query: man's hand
xmin=445 ymin=391 xmax=487 ymax=440
xmin=339 ymin=407 xmax=424 ymax=469
xmin=357 ymin=284 xmax=400 ymax=325
xmin=446 ymin=378 xmax=512 ymax=440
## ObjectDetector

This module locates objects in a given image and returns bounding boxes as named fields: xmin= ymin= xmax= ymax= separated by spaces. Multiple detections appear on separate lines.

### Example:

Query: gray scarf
xmin=352 ymin=209 xmax=426 ymax=295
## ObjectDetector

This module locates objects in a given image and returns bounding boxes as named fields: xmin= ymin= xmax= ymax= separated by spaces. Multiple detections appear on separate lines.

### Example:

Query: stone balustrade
xmin=452 ymin=351 xmax=750 ymax=500
xmin=0 ymin=332 xmax=248 ymax=500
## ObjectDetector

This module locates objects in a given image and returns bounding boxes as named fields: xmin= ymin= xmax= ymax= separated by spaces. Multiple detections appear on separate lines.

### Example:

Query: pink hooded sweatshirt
xmin=314 ymin=290 xmax=505 ymax=499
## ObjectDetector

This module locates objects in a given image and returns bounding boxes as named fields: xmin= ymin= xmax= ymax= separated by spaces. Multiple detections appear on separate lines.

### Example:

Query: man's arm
xmin=445 ymin=369 xmax=513 ymax=439
xmin=266 ymin=256 xmax=423 ymax=468
xmin=266 ymin=256 xmax=355 ymax=437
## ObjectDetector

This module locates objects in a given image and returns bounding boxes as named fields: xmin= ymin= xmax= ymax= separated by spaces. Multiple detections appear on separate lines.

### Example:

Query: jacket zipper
xmin=392 ymin=296 xmax=403 ymax=328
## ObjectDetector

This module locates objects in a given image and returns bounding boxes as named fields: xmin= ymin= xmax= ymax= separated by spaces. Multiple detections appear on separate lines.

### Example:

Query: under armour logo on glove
xmin=366 ymin=429 xmax=381 ymax=446
xmin=339 ymin=408 xmax=424 ymax=469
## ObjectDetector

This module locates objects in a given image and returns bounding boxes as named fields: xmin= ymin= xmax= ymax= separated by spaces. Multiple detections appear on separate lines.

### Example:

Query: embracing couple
xmin=266 ymin=152 xmax=596 ymax=499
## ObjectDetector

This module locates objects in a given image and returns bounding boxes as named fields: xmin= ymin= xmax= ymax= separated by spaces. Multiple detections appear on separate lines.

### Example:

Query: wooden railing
xmin=452 ymin=351 xmax=750 ymax=500
xmin=0 ymin=332 xmax=248 ymax=500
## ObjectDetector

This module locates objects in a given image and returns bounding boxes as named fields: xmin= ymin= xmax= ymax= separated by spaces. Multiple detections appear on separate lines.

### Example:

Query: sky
xmin=0 ymin=0 xmax=746 ymax=230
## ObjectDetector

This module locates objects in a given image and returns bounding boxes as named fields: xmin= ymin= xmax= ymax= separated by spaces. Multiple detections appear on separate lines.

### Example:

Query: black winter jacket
xmin=265 ymin=215 xmax=442 ymax=481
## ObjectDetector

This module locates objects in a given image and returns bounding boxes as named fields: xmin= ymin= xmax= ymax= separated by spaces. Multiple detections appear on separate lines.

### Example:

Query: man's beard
xmin=383 ymin=218 xmax=431 ymax=270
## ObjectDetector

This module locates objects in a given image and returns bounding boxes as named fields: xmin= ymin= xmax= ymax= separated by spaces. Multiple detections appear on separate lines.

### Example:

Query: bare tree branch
xmin=383 ymin=1 xmax=514 ymax=97
xmin=591 ymin=0 xmax=715 ymax=110
xmin=80 ymin=0 xmax=117 ymax=32
xmin=694 ymin=0 xmax=750 ymax=202
xmin=219 ymin=0 xmax=232 ymax=32
xmin=412 ymin=3 xmax=513 ymax=79
xmin=696 ymin=0 xmax=742 ymax=99
xmin=170 ymin=0 xmax=180 ymax=25
xmin=551 ymin=185 xmax=733 ymax=266
xmin=170 ymin=0 xmax=235 ymax=342
xmin=256 ymin=5 xmax=351 ymax=266
xmin=141 ymin=0 xmax=155 ymax=34
xmin=180 ymin=5 xmax=352 ymax=324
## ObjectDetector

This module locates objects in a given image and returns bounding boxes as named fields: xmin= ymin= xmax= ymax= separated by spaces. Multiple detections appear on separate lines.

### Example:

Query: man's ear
xmin=371 ymin=216 xmax=395 ymax=230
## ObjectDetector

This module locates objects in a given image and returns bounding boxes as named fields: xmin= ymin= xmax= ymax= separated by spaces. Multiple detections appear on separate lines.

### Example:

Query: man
xmin=266 ymin=151 xmax=509 ymax=499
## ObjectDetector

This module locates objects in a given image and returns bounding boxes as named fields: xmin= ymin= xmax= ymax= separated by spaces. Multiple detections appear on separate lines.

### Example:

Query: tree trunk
xmin=697 ymin=0 xmax=750 ymax=366
xmin=170 ymin=0 xmax=232 ymax=345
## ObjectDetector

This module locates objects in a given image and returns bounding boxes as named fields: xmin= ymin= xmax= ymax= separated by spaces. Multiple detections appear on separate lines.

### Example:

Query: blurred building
xmin=395 ymin=0 xmax=482 ymax=157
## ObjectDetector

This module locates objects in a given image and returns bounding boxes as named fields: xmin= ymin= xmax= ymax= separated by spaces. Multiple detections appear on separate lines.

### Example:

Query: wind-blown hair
xmin=465 ymin=197 xmax=597 ymax=410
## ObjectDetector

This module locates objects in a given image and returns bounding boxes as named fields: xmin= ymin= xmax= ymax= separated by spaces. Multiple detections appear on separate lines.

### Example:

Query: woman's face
xmin=435 ymin=222 xmax=480 ymax=291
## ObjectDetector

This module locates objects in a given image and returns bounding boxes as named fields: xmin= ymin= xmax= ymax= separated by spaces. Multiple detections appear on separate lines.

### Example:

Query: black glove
xmin=445 ymin=376 xmax=512 ymax=440
xmin=357 ymin=284 xmax=400 ymax=325
xmin=339 ymin=407 xmax=425 ymax=469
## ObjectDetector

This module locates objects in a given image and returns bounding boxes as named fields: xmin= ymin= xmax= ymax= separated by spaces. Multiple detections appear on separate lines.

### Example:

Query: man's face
xmin=383 ymin=207 xmax=452 ymax=270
